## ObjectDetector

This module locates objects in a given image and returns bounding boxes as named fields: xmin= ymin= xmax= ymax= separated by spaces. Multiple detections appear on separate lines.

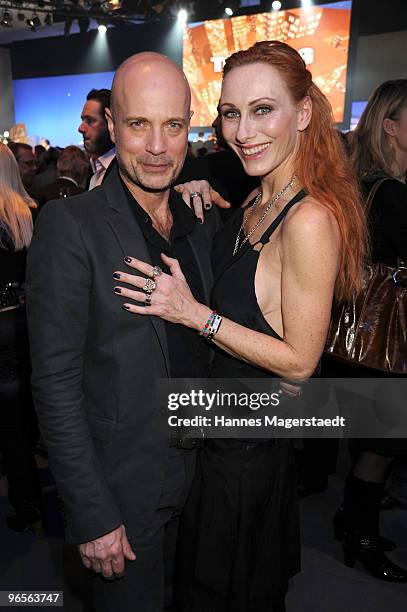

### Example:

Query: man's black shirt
xmin=121 ymin=180 xmax=209 ymax=377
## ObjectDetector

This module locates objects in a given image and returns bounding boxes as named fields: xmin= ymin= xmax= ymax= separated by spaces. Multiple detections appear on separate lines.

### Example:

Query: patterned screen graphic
xmin=183 ymin=3 xmax=352 ymax=126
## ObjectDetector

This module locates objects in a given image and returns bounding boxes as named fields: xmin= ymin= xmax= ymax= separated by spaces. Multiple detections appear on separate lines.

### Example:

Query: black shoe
xmin=333 ymin=507 xmax=396 ymax=551
xmin=343 ymin=532 xmax=407 ymax=582
xmin=6 ymin=505 xmax=42 ymax=535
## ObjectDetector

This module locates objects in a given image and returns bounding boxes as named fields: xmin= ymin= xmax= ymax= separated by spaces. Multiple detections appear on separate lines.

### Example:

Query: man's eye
xmin=222 ymin=110 xmax=240 ymax=120
xmin=168 ymin=122 xmax=183 ymax=130
xmin=130 ymin=120 xmax=144 ymax=128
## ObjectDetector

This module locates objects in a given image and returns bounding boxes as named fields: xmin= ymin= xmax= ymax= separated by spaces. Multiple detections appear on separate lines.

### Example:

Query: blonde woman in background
xmin=0 ymin=143 xmax=41 ymax=533
xmin=332 ymin=80 xmax=407 ymax=582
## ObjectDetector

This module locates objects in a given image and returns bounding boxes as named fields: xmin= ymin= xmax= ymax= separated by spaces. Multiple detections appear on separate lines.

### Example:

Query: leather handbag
xmin=325 ymin=179 xmax=407 ymax=374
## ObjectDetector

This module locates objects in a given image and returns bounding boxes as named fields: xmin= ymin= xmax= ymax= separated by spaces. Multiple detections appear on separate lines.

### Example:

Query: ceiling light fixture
xmin=178 ymin=8 xmax=187 ymax=25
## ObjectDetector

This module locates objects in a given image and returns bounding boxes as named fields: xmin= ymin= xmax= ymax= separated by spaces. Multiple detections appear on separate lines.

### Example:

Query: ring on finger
xmin=190 ymin=191 xmax=201 ymax=199
xmin=143 ymin=278 xmax=157 ymax=293
xmin=151 ymin=266 xmax=162 ymax=278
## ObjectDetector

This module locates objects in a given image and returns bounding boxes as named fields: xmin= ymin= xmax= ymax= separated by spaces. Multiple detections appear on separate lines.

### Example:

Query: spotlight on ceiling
xmin=26 ymin=17 xmax=36 ymax=31
xmin=301 ymin=0 xmax=312 ymax=6
xmin=177 ymin=8 xmax=187 ymax=25
xmin=272 ymin=1 xmax=282 ymax=10
xmin=1 ymin=11 xmax=13 ymax=27
xmin=225 ymin=7 xmax=233 ymax=16
xmin=98 ymin=23 xmax=107 ymax=33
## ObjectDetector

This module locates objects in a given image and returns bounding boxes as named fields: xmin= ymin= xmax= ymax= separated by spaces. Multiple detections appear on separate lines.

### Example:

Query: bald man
xmin=27 ymin=53 xmax=220 ymax=611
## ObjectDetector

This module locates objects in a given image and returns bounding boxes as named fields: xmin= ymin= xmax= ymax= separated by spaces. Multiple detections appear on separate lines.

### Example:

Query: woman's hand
xmin=174 ymin=180 xmax=230 ymax=222
xmin=113 ymin=253 xmax=209 ymax=328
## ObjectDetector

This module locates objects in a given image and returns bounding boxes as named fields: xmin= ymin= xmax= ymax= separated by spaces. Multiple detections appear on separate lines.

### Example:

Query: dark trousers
xmin=89 ymin=448 xmax=195 ymax=612
xmin=0 ymin=307 xmax=40 ymax=510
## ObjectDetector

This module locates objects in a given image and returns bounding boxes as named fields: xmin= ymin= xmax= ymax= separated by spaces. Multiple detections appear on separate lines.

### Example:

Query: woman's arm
xmin=115 ymin=200 xmax=340 ymax=382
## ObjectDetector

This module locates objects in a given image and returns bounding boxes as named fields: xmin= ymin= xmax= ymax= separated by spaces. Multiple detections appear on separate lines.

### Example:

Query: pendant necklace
xmin=233 ymin=175 xmax=297 ymax=256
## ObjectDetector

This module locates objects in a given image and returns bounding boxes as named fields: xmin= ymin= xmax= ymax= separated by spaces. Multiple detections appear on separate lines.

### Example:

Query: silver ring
xmin=190 ymin=191 xmax=201 ymax=199
xmin=145 ymin=293 xmax=152 ymax=306
xmin=151 ymin=266 xmax=163 ymax=278
xmin=143 ymin=278 xmax=156 ymax=294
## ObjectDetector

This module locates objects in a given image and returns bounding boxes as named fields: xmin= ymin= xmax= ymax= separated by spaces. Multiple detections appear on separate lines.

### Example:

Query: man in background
xmin=78 ymin=88 xmax=115 ymax=189
xmin=8 ymin=142 xmax=38 ymax=194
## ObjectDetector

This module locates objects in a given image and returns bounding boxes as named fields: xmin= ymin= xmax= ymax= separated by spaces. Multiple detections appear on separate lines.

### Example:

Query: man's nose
xmin=145 ymin=127 xmax=167 ymax=155
xmin=78 ymin=122 xmax=86 ymax=135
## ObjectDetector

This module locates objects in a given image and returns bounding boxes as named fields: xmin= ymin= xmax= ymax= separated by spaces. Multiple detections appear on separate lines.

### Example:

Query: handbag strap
xmin=365 ymin=177 xmax=390 ymax=214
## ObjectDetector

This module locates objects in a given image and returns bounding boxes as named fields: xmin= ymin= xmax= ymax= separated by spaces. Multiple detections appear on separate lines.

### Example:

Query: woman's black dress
xmin=175 ymin=191 xmax=307 ymax=612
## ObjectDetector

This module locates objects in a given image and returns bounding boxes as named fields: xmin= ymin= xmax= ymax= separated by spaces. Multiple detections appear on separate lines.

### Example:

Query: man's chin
xmin=123 ymin=169 xmax=179 ymax=193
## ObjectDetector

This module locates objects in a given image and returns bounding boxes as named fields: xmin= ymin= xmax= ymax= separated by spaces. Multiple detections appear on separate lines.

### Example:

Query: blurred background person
xmin=31 ymin=146 xmax=61 ymax=190
xmin=0 ymin=143 xmax=41 ymax=533
xmin=35 ymin=145 xmax=89 ymax=208
xmin=332 ymin=79 xmax=407 ymax=582
xmin=7 ymin=142 xmax=38 ymax=197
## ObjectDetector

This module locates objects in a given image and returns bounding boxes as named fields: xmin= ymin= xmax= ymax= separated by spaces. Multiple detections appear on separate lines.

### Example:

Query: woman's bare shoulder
xmin=283 ymin=194 xmax=339 ymax=238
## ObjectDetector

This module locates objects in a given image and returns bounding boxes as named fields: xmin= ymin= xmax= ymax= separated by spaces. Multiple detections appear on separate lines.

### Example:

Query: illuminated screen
xmin=183 ymin=1 xmax=352 ymax=126
xmin=13 ymin=71 xmax=114 ymax=147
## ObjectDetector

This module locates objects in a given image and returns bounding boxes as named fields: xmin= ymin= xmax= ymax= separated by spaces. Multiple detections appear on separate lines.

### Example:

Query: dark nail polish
xmin=124 ymin=256 xmax=132 ymax=263
xmin=197 ymin=218 xmax=203 ymax=224
xmin=123 ymin=304 xmax=130 ymax=310
xmin=204 ymin=203 xmax=212 ymax=210
xmin=113 ymin=273 xmax=121 ymax=280
xmin=114 ymin=287 xmax=122 ymax=294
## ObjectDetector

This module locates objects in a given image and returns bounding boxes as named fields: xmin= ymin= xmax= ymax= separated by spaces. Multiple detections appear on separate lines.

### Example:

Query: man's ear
xmin=383 ymin=117 xmax=397 ymax=137
xmin=298 ymin=96 xmax=312 ymax=132
xmin=105 ymin=108 xmax=116 ymax=144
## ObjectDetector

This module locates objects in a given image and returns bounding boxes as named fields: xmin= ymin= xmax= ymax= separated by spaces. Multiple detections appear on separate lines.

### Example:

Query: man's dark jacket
xmin=26 ymin=166 xmax=219 ymax=544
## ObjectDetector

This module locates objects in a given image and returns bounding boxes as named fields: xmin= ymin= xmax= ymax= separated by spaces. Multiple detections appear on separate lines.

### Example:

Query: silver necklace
xmin=233 ymin=175 xmax=297 ymax=256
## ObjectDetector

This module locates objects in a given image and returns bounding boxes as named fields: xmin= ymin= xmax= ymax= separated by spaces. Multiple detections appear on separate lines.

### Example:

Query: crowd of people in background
xmin=0 ymin=54 xmax=406 ymax=611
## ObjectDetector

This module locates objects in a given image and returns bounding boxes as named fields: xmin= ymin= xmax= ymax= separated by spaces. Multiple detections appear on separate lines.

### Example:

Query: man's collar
xmin=119 ymin=175 xmax=197 ymax=237
xmin=90 ymin=147 xmax=116 ymax=173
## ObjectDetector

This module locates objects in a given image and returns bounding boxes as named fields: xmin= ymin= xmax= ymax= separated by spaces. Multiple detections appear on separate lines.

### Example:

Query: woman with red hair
xmin=116 ymin=41 xmax=366 ymax=610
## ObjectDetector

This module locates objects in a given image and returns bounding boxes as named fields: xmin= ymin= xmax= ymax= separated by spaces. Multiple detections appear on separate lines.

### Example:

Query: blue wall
xmin=13 ymin=71 xmax=114 ymax=147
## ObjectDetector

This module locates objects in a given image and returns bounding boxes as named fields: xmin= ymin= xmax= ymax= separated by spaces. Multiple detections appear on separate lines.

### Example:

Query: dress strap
xmin=258 ymin=189 xmax=307 ymax=245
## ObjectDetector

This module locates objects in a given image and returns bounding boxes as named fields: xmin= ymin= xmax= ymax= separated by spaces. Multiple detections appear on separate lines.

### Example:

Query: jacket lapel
xmin=187 ymin=227 xmax=213 ymax=305
xmin=103 ymin=168 xmax=170 ymax=375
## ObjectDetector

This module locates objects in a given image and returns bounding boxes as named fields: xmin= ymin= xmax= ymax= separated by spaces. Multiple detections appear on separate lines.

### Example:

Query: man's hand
xmin=79 ymin=524 xmax=136 ymax=579
xmin=174 ymin=180 xmax=230 ymax=222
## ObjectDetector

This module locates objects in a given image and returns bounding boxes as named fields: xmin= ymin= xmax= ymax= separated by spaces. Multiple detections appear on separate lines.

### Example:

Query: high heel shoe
xmin=333 ymin=507 xmax=396 ymax=551
xmin=343 ymin=531 xmax=407 ymax=582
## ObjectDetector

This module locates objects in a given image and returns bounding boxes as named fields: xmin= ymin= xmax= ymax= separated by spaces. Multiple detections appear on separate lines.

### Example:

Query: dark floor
xmin=0 ymin=446 xmax=406 ymax=612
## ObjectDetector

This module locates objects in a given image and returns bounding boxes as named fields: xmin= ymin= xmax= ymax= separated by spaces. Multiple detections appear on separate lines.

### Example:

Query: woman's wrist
xmin=185 ymin=303 xmax=212 ymax=332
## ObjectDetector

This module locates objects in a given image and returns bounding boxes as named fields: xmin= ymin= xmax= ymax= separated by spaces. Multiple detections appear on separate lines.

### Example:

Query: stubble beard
xmin=116 ymin=151 xmax=184 ymax=194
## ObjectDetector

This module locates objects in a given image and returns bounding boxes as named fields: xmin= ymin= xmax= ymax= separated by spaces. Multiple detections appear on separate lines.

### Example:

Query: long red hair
xmin=223 ymin=41 xmax=367 ymax=301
